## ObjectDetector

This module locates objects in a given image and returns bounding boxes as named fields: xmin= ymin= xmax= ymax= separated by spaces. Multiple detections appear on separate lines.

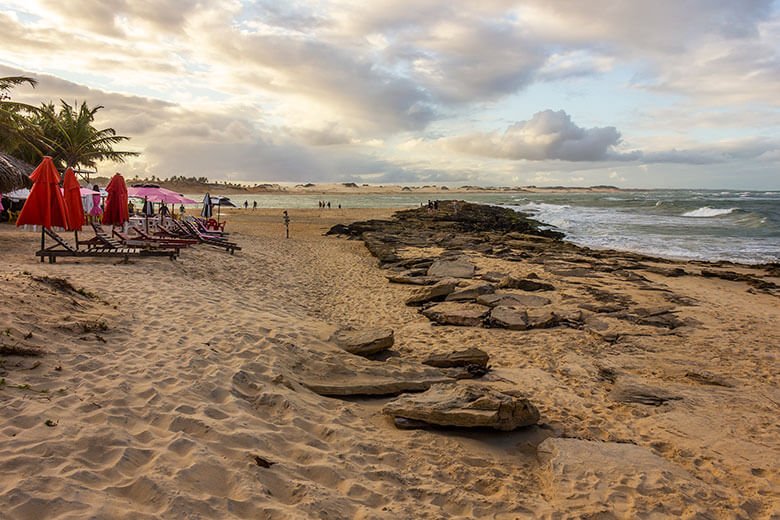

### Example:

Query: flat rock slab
xmin=423 ymin=347 xmax=489 ymax=368
xmin=422 ymin=302 xmax=490 ymax=327
xmin=446 ymin=281 xmax=496 ymax=301
xmin=384 ymin=383 xmax=540 ymax=431
xmin=489 ymin=307 xmax=562 ymax=330
xmin=237 ymin=341 xmax=454 ymax=397
xmin=498 ymin=276 xmax=555 ymax=292
xmin=477 ymin=292 xmax=551 ymax=308
xmin=427 ymin=257 xmax=476 ymax=278
xmin=332 ymin=327 xmax=394 ymax=356
xmin=537 ymin=438 xmax=712 ymax=517
xmin=386 ymin=273 xmax=440 ymax=285
xmin=610 ymin=377 xmax=682 ymax=406
xmin=406 ymin=278 xmax=459 ymax=305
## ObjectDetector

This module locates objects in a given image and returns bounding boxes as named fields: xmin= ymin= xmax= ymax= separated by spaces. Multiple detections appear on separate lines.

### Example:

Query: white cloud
xmin=0 ymin=1 xmax=778 ymax=188
xmin=444 ymin=110 xmax=627 ymax=161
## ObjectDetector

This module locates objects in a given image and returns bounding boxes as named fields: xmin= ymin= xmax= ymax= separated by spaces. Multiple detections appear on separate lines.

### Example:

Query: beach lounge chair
xmin=176 ymin=219 xmax=241 ymax=254
xmin=112 ymin=228 xmax=186 ymax=255
xmin=130 ymin=226 xmax=198 ymax=246
xmin=35 ymin=228 xmax=175 ymax=263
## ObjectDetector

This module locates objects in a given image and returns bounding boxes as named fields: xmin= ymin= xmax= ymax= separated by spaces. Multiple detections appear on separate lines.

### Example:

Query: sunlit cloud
xmin=0 ymin=0 xmax=778 ymax=188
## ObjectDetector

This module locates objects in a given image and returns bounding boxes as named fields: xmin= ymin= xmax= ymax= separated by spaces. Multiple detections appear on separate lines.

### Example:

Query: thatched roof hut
xmin=0 ymin=152 xmax=34 ymax=193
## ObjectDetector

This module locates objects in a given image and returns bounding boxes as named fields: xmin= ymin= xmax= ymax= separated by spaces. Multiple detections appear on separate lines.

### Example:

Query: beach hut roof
xmin=0 ymin=152 xmax=34 ymax=193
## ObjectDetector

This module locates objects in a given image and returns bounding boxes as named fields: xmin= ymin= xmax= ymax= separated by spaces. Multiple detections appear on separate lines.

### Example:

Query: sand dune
xmin=0 ymin=208 xmax=778 ymax=518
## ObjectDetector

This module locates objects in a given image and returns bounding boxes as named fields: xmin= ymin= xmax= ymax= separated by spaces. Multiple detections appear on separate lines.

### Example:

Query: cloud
xmin=445 ymin=110 xmax=627 ymax=161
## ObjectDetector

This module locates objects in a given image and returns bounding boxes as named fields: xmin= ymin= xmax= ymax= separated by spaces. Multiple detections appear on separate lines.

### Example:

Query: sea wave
xmin=681 ymin=207 xmax=736 ymax=218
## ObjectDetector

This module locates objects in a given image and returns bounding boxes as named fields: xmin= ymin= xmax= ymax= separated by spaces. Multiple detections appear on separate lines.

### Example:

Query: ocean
xmin=193 ymin=190 xmax=780 ymax=265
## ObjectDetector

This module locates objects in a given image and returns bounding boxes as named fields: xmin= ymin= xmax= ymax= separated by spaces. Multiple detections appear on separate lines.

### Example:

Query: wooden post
xmin=40 ymin=227 xmax=45 ymax=262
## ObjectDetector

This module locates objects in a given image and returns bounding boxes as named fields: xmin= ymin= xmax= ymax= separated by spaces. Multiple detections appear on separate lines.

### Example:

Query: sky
xmin=0 ymin=0 xmax=779 ymax=189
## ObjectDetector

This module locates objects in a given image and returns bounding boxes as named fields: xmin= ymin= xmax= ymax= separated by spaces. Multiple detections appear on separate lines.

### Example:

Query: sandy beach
xmin=0 ymin=205 xmax=778 ymax=519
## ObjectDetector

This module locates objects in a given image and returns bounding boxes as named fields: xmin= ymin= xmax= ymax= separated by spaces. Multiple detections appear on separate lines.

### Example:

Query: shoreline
xmin=0 ymin=205 xmax=778 ymax=518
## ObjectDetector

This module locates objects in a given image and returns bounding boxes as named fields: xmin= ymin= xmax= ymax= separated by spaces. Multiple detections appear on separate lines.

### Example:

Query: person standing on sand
xmin=253 ymin=201 xmax=257 ymax=211
xmin=327 ymin=201 xmax=331 ymax=208
xmin=244 ymin=200 xmax=248 ymax=209
xmin=89 ymin=184 xmax=103 ymax=223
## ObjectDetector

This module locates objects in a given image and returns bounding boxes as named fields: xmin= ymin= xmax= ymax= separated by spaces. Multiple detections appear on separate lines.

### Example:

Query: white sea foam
xmin=682 ymin=207 xmax=736 ymax=218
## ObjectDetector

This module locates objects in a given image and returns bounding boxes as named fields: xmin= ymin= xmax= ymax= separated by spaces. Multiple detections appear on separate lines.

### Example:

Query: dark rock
xmin=384 ymin=383 xmax=540 ymax=431
xmin=423 ymin=347 xmax=489 ymax=368
xmin=498 ymin=276 xmax=555 ymax=292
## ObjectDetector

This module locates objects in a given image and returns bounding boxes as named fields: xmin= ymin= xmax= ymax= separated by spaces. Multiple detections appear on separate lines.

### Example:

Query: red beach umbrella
xmin=16 ymin=156 xmax=69 ymax=229
xmin=102 ymin=173 xmax=129 ymax=226
xmin=62 ymin=168 xmax=84 ymax=231
xmin=16 ymin=156 xmax=70 ymax=262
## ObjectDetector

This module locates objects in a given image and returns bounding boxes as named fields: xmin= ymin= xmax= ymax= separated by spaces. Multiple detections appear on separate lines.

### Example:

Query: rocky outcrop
xmin=332 ymin=327 xmax=395 ymax=356
xmin=421 ymin=302 xmax=490 ymax=327
xmin=384 ymin=383 xmax=540 ymax=431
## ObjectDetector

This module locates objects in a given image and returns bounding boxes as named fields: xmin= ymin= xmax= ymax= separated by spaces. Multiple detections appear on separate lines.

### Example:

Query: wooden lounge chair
xmin=131 ymin=225 xmax=198 ymax=246
xmin=176 ymin=220 xmax=241 ymax=254
xmin=35 ymin=228 xmax=175 ymax=263
xmin=84 ymin=223 xmax=176 ymax=259
xmin=112 ymin=228 xmax=185 ymax=255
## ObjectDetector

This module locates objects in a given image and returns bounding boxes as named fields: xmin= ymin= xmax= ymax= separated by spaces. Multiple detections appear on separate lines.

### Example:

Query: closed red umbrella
xmin=17 ymin=156 xmax=69 ymax=229
xmin=16 ymin=157 xmax=70 ymax=262
xmin=62 ymin=168 xmax=84 ymax=231
xmin=102 ymin=173 xmax=129 ymax=226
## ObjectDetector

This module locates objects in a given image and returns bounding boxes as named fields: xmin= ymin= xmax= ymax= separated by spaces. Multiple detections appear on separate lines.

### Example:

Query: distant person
xmin=89 ymin=184 xmax=103 ymax=223
xmin=433 ymin=200 xmax=439 ymax=210
xmin=253 ymin=201 xmax=257 ymax=211
xmin=338 ymin=203 xmax=341 ymax=209
xmin=244 ymin=200 xmax=249 ymax=209
xmin=128 ymin=201 xmax=135 ymax=216
xmin=327 ymin=201 xmax=331 ymax=209
xmin=159 ymin=203 xmax=170 ymax=217
xmin=179 ymin=204 xmax=185 ymax=215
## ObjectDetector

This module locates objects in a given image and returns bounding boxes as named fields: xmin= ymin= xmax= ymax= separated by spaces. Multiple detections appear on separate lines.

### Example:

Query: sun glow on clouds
xmin=0 ymin=0 xmax=778 ymax=188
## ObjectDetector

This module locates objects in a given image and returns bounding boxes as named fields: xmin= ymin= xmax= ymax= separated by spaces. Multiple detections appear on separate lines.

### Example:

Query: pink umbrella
xmin=127 ymin=186 xmax=196 ymax=204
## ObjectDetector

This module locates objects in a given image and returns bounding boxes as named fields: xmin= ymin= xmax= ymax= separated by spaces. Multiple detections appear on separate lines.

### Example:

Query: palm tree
xmin=0 ymin=76 xmax=42 ymax=156
xmin=24 ymin=100 xmax=139 ymax=181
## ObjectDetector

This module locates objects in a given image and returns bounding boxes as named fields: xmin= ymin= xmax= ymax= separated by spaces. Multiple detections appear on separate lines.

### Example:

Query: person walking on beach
xmin=253 ymin=201 xmax=257 ymax=211
xmin=327 ymin=201 xmax=331 ymax=209
xmin=244 ymin=200 xmax=248 ymax=209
